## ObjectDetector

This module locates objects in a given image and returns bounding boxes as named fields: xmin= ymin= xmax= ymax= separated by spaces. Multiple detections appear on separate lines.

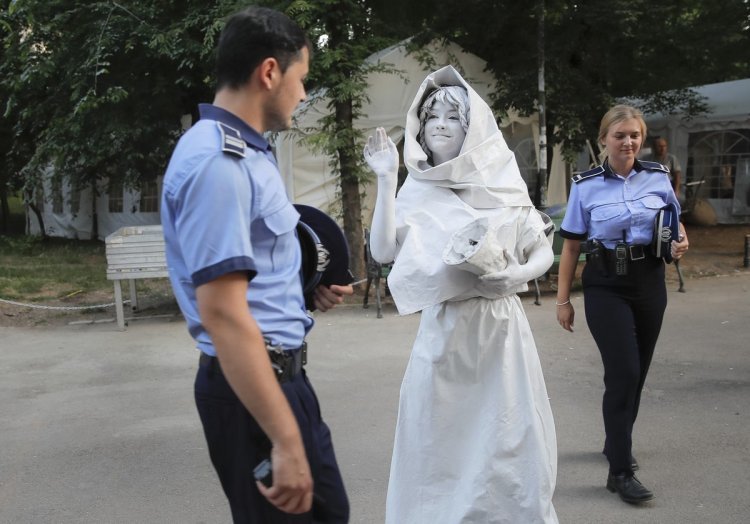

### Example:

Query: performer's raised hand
xmin=364 ymin=127 xmax=399 ymax=189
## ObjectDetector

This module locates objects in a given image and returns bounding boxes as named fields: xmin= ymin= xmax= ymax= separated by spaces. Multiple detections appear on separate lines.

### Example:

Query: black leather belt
xmin=603 ymin=244 xmax=650 ymax=262
xmin=199 ymin=342 xmax=307 ymax=383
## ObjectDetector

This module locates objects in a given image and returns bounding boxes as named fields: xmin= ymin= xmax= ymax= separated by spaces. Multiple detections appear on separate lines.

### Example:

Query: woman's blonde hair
xmin=597 ymin=104 xmax=647 ymax=162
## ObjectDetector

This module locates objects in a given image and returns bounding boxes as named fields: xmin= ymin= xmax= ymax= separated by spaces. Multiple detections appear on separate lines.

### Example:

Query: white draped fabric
xmin=384 ymin=66 xmax=558 ymax=523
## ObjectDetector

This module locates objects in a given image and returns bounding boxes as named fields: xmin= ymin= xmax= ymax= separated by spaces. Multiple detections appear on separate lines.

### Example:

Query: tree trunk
xmin=90 ymin=180 xmax=99 ymax=240
xmin=0 ymin=177 xmax=9 ymax=234
xmin=334 ymin=98 xmax=365 ymax=283
xmin=24 ymin=189 xmax=47 ymax=240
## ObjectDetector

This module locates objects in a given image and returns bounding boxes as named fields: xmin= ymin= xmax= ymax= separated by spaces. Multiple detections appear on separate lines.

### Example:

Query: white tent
xmin=26 ymin=174 xmax=162 ymax=240
xmin=275 ymin=40 xmax=567 ymax=223
xmin=644 ymin=78 xmax=750 ymax=224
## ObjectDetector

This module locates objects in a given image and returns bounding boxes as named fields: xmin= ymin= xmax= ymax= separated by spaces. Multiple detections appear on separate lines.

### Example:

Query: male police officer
xmin=161 ymin=7 xmax=351 ymax=522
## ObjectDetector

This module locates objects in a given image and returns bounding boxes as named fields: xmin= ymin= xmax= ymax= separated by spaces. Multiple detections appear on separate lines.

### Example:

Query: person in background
xmin=161 ymin=7 xmax=351 ymax=522
xmin=364 ymin=65 xmax=558 ymax=523
xmin=556 ymin=105 xmax=689 ymax=505
xmin=646 ymin=137 xmax=682 ymax=197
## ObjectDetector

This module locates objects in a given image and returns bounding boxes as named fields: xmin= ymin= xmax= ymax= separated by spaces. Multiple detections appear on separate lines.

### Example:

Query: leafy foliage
xmin=401 ymin=0 xmax=750 ymax=156
xmin=1 ymin=0 xmax=748 ymax=241
xmin=1 ymin=0 xmax=242 ymax=199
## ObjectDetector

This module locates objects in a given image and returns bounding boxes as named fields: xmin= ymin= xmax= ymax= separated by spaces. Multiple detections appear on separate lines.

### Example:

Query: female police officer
xmin=555 ymin=105 xmax=689 ymax=504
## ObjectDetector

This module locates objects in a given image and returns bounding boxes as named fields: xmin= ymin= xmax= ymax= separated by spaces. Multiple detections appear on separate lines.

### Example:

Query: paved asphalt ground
xmin=1 ymin=273 xmax=748 ymax=523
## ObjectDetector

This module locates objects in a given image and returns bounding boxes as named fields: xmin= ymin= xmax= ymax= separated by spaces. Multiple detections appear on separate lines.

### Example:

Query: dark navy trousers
xmin=195 ymin=358 xmax=349 ymax=523
xmin=582 ymin=256 xmax=667 ymax=475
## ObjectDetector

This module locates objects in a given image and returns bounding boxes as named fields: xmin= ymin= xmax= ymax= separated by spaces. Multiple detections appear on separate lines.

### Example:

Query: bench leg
xmin=128 ymin=279 xmax=138 ymax=311
xmin=113 ymin=281 xmax=126 ymax=330
xmin=363 ymin=277 xmax=372 ymax=308
xmin=375 ymin=276 xmax=383 ymax=319
xmin=533 ymin=278 xmax=541 ymax=305
xmin=675 ymin=260 xmax=686 ymax=293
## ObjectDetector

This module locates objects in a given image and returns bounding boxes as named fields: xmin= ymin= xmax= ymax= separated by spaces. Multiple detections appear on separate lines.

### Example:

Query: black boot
xmin=606 ymin=472 xmax=654 ymax=504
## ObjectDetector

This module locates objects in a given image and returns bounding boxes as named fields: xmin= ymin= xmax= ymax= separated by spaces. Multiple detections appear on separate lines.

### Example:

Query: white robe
xmin=383 ymin=66 xmax=558 ymax=523
xmin=385 ymin=207 xmax=557 ymax=524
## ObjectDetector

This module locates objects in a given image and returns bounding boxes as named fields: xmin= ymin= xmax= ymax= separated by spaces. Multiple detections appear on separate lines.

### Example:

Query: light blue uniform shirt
xmin=560 ymin=160 xmax=681 ymax=249
xmin=161 ymin=104 xmax=312 ymax=355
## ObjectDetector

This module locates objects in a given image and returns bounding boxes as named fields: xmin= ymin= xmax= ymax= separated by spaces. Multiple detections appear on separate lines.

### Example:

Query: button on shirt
xmin=161 ymin=104 xmax=312 ymax=355
xmin=560 ymin=161 xmax=681 ymax=249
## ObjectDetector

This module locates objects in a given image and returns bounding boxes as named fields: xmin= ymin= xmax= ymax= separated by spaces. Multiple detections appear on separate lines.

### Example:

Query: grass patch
xmin=0 ymin=235 xmax=109 ymax=302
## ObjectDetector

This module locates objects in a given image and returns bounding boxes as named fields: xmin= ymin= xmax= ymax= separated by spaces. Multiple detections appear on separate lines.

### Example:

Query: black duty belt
xmin=199 ymin=342 xmax=307 ymax=383
xmin=582 ymin=240 xmax=655 ymax=276
xmin=603 ymin=244 xmax=650 ymax=262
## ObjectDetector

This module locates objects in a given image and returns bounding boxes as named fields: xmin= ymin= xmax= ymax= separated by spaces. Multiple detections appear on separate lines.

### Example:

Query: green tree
xmin=396 ymin=0 xmax=749 ymax=170
xmin=1 ymin=0 xmax=239 ymax=238
xmin=284 ymin=0 xmax=404 ymax=280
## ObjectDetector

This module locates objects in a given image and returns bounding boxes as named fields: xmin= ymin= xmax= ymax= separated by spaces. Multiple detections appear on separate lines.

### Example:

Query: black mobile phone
xmin=614 ymin=241 xmax=628 ymax=276
xmin=253 ymin=458 xmax=273 ymax=488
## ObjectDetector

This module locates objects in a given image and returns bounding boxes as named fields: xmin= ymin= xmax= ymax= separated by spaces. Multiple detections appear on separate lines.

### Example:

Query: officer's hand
xmin=671 ymin=230 xmax=689 ymax=260
xmin=556 ymin=303 xmax=575 ymax=332
xmin=257 ymin=445 xmax=313 ymax=514
xmin=313 ymin=284 xmax=353 ymax=312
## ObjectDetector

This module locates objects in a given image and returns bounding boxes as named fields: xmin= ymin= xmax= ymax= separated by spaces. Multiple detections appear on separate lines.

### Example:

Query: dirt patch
xmin=0 ymin=279 xmax=179 ymax=328
xmin=2 ymin=224 xmax=748 ymax=328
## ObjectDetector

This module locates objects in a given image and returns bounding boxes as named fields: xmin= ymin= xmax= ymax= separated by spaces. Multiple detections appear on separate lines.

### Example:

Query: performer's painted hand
xmin=364 ymin=127 xmax=399 ymax=191
xmin=476 ymin=252 xmax=530 ymax=297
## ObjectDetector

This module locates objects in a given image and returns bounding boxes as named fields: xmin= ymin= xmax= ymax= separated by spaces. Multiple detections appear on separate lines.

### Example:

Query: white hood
xmin=388 ymin=66 xmax=544 ymax=315
xmin=403 ymin=65 xmax=532 ymax=209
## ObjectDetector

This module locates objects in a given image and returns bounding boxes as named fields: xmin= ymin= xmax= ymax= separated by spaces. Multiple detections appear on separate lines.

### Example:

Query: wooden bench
xmin=105 ymin=225 xmax=168 ymax=330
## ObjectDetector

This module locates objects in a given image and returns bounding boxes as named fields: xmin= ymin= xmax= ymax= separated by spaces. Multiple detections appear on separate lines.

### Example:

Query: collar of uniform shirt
xmin=198 ymin=103 xmax=272 ymax=154
xmin=602 ymin=158 xmax=651 ymax=179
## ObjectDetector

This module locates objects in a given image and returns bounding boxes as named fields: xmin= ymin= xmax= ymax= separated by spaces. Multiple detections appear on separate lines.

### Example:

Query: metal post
xmin=744 ymin=234 xmax=750 ymax=268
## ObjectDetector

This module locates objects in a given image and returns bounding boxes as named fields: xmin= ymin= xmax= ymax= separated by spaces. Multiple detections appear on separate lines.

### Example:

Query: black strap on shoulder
xmin=217 ymin=122 xmax=246 ymax=158
xmin=571 ymin=165 xmax=605 ymax=184
xmin=638 ymin=160 xmax=669 ymax=174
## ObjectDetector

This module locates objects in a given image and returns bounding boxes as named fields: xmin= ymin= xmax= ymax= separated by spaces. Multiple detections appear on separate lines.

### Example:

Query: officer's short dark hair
xmin=216 ymin=7 xmax=311 ymax=90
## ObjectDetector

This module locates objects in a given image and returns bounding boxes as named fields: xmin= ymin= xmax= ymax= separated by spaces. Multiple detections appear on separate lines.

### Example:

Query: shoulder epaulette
xmin=217 ymin=122 xmax=246 ymax=158
xmin=639 ymin=160 xmax=669 ymax=174
xmin=571 ymin=165 xmax=605 ymax=184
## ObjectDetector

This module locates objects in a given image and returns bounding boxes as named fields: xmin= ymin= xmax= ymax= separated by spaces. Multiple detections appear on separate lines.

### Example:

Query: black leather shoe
xmin=606 ymin=472 xmax=654 ymax=504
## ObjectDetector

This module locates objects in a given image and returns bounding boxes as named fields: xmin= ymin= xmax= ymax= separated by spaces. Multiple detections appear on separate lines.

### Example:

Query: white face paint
xmin=423 ymin=100 xmax=466 ymax=165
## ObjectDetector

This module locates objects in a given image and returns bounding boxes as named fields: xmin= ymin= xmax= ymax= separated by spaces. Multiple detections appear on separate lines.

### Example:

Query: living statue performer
xmin=364 ymin=65 xmax=558 ymax=523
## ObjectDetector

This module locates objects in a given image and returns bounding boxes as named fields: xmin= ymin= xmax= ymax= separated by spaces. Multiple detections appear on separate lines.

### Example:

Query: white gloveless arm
xmin=364 ymin=127 xmax=399 ymax=264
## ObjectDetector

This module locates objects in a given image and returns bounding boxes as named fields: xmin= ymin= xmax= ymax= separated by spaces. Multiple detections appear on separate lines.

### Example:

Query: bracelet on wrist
xmin=555 ymin=299 xmax=570 ymax=306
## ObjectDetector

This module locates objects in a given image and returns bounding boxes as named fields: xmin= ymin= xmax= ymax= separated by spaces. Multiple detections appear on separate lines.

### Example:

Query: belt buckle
xmin=629 ymin=245 xmax=645 ymax=261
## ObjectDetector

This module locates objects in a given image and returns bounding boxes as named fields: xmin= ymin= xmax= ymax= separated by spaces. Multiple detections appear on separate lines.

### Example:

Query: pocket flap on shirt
xmin=641 ymin=195 xmax=667 ymax=209
xmin=591 ymin=203 xmax=626 ymax=221
xmin=262 ymin=203 xmax=300 ymax=235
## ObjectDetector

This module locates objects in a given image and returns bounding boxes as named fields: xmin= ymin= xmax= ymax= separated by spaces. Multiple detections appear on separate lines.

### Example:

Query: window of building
xmin=139 ymin=180 xmax=159 ymax=212
xmin=108 ymin=180 xmax=124 ymax=213
xmin=687 ymin=129 xmax=750 ymax=200
xmin=35 ymin=183 xmax=45 ymax=212
xmin=69 ymin=187 xmax=81 ymax=214
xmin=51 ymin=178 xmax=64 ymax=214
xmin=501 ymin=123 xmax=539 ymax=202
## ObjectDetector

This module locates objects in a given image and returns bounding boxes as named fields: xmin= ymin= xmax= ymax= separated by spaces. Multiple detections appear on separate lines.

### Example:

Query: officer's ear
xmin=256 ymin=57 xmax=281 ymax=92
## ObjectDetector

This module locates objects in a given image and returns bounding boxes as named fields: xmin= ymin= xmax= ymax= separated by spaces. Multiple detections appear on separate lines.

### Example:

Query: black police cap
xmin=294 ymin=204 xmax=354 ymax=310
